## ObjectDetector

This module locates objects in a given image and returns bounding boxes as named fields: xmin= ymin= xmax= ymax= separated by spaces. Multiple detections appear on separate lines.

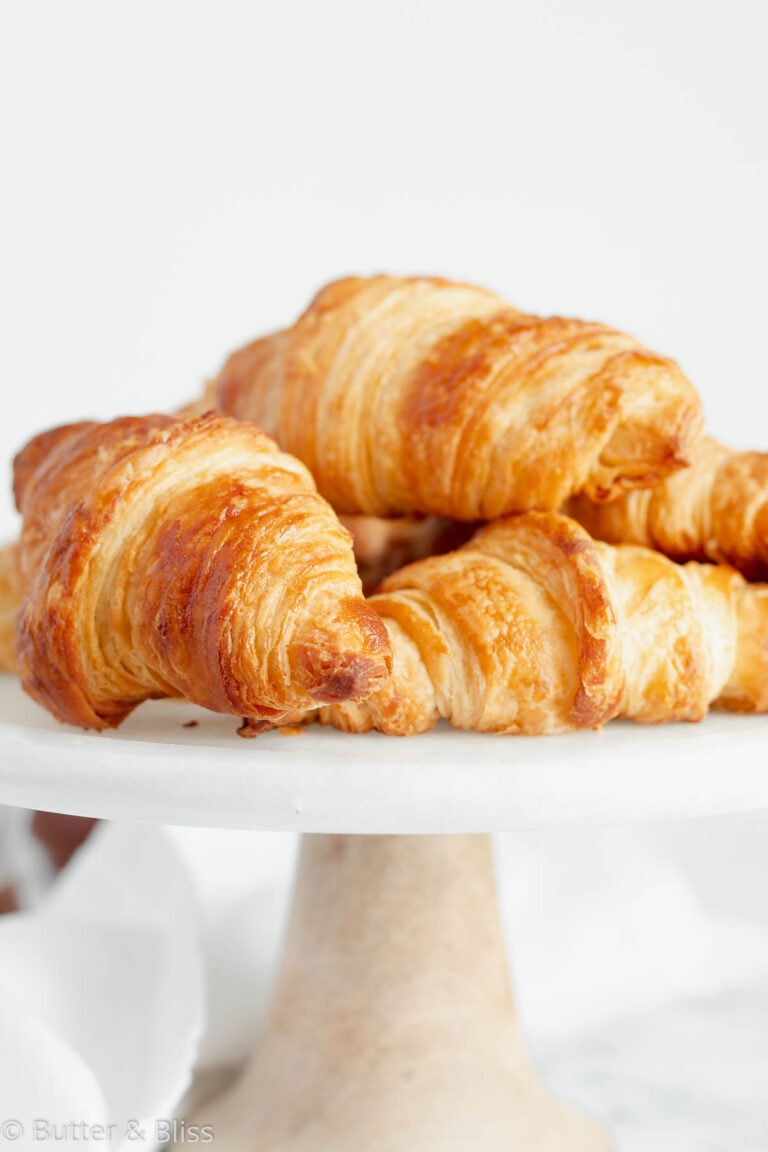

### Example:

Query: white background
xmin=1 ymin=3 xmax=767 ymax=915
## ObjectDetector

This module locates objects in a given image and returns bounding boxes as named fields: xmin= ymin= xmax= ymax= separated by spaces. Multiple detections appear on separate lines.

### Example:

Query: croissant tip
xmin=293 ymin=613 xmax=391 ymax=705
xmin=303 ymin=650 xmax=390 ymax=705
xmin=291 ymin=598 xmax=391 ymax=706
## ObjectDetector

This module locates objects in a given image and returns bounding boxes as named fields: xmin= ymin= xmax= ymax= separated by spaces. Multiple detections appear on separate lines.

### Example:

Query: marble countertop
xmin=538 ymin=980 xmax=768 ymax=1151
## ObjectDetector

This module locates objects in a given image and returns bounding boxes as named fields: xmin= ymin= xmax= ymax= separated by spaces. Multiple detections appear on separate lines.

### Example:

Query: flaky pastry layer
xmin=14 ymin=412 xmax=390 ymax=730
xmin=214 ymin=275 xmax=704 ymax=519
xmin=314 ymin=512 xmax=768 ymax=736
xmin=569 ymin=437 xmax=768 ymax=581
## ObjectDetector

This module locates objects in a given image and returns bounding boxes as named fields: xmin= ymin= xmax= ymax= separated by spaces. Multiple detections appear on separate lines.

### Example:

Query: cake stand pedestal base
xmin=193 ymin=834 xmax=611 ymax=1151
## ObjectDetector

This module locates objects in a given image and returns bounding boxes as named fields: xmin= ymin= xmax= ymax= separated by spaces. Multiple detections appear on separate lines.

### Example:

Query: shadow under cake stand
xmin=3 ymin=677 xmax=768 ymax=1151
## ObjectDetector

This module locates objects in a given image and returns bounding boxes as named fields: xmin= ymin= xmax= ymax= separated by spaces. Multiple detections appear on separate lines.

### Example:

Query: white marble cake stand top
xmin=0 ymin=676 xmax=766 ymax=832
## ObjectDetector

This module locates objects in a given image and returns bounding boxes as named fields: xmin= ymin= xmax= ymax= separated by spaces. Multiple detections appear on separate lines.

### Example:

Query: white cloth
xmin=0 ymin=823 xmax=204 ymax=1151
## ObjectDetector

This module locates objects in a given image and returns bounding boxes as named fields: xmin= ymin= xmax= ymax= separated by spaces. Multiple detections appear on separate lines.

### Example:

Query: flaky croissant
xmin=14 ymin=412 xmax=390 ymax=731
xmin=214 ymin=275 xmax=704 ymax=520
xmin=569 ymin=437 xmax=768 ymax=581
xmin=314 ymin=512 xmax=768 ymax=736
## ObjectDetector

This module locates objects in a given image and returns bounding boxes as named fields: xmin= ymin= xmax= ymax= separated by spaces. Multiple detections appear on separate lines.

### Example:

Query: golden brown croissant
xmin=314 ymin=512 xmax=768 ymax=736
xmin=14 ymin=412 xmax=390 ymax=731
xmin=0 ymin=543 xmax=21 ymax=674
xmin=214 ymin=275 xmax=704 ymax=520
xmin=568 ymin=437 xmax=768 ymax=581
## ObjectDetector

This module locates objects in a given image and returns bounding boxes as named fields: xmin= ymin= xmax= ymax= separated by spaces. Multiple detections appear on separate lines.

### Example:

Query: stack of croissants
xmin=2 ymin=274 xmax=768 ymax=739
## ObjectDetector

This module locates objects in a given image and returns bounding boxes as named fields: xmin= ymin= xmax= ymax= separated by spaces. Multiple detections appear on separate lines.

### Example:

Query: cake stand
xmin=3 ymin=676 xmax=768 ymax=1151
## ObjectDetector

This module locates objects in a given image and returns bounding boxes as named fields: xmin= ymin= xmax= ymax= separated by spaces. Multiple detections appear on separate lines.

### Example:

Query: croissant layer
xmin=569 ymin=437 xmax=768 ymax=581
xmin=14 ymin=413 xmax=390 ymax=730
xmin=214 ymin=276 xmax=704 ymax=520
xmin=316 ymin=513 xmax=768 ymax=736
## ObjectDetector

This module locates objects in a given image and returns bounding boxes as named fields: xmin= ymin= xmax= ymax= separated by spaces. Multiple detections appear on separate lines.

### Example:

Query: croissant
xmin=213 ymin=275 xmax=705 ymax=520
xmin=0 ymin=543 xmax=21 ymax=674
xmin=568 ymin=437 xmax=768 ymax=581
xmin=14 ymin=412 xmax=390 ymax=731
xmin=313 ymin=512 xmax=768 ymax=736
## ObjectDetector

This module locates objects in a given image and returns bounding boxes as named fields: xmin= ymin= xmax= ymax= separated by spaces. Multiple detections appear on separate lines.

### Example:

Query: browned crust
xmin=212 ymin=275 xmax=704 ymax=519
xmin=469 ymin=513 xmax=623 ymax=729
xmin=316 ymin=513 xmax=768 ymax=736
xmin=14 ymin=412 xmax=390 ymax=731
xmin=570 ymin=437 xmax=768 ymax=581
